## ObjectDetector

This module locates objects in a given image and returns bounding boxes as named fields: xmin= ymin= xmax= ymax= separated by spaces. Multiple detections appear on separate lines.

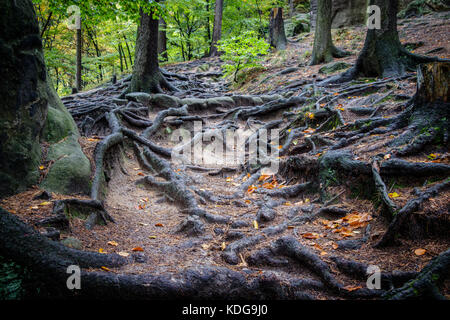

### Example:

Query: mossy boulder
xmin=206 ymin=97 xmax=236 ymax=109
xmin=0 ymin=0 xmax=51 ymax=197
xmin=0 ymin=0 xmax=91 ymax=197
xmin=181 ymin=98 xmax=208 ymax=110
xmin=285 ymin=13 xmax=311 ymax=37
xmin=60 ymin=237 xmax=83 ymax=250
xmin=150 ymin=94 xmax=181 ymax=109
xmin=41 ymin=135 xmax=91 ymax=195
xmin=319 ymin=61 xmax=351 ymax=74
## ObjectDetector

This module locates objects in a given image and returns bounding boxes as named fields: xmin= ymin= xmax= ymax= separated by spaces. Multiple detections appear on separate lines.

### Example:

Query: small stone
xmin=60 ymin=237 xmax=83 ymax=250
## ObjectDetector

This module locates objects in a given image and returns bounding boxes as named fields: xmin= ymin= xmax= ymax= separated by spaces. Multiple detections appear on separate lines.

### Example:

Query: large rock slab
xmin=0 ymin=0 xmax=91 ymax=197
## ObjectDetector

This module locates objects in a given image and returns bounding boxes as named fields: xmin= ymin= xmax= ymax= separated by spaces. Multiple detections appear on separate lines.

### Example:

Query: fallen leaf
xmin=39 ymin=201 xmax=52 ymax=206
xmin=388 ymin=192 xmax=400 ymax=199
xmin=148 ymin=236 xmax=157 ymax=239
xmin=253 ymin=220 xmax=259 ymax=230
xmin=221 ymin=242 xmax=227 ymax=251
xmin=107 ymin=241 xmax=118 ymax=247
xmin=132 ymin=247 xmax=144 ymax=252
xmin=415 ymin=248 xmax=426 ymax=256
xmin=302 ymin=232 xmax=320 ymax=240
xmin=344 ymin=285 xmax=362 ymax=292
xmin=155 ymin=223 xmax=164 ymax=227
xmin=117 ymin=252 xmax=129 ymax=257
xmin=98 ymin=248 xmax=106 ymax=254
xmin=101 ymin=266 xmax=110 ymax=272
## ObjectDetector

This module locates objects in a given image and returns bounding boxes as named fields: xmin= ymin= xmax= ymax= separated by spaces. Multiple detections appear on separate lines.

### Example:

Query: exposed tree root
xmin=384 ymin=248 xmax=450 ymax=300
xmin=375 ymin=179 xmax=450 ymax=248
xmin=330 ymin=256 xmax=418 ymax=290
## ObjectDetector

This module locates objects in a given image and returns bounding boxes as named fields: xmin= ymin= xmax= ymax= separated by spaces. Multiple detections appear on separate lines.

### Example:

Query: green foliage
xmin=217 ymin=31 xmax=270 ymax=82
xmin=0 ymin=256 xmax=26 ymax=300
xmin=32 ymin=0 xmax=279 ymax=94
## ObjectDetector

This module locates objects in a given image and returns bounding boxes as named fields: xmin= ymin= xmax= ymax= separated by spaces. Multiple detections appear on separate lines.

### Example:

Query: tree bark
xmin=269 ymin=8 xmax=288 ymax=51
xmin=158 ymin=19 xmax=168 ymax=62
xmin=209 ymin=0 xmax=224 ymax=57
xmin=310 ymin=0 xmax=348 ymax=65
xmin=331 ymin=0 xmax=445 ymax=82
xmin=129 ymin=8 xmax=177 ymax=94
xmin=76 ymin=27 xmax=82 ymax=92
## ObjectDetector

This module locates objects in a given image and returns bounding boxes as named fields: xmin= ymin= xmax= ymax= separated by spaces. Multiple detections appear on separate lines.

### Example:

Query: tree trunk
xmin=209 ymin=0 xmax=223 ymax=57
xmin=129 ymin=8 xmax=177 ymax=94
xmin=332 ymin=0 xmax=444 ymax=82
xmin=205 ymin=0 xmax=212 ymax=56
xmin=269 ymin=8 xmax=288 ymax=51
xmin=158 ymin=19 xmax=168 ymax=62
xmin=123 ymin=35 xmax=133 ymax=67
xmin=76 ymin=27 xmax=82 ymax=92
xmin=118 ymin=44 xmax=124 ymax=73
xmin=310 ymin=0 xmax=348 ymax=65
xmin=289 ymin=0 xmax=295 ymax=17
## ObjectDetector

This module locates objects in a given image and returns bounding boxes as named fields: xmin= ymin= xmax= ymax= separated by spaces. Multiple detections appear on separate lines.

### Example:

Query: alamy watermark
xmin=67 ymin=5 xmax=81 ymax=30
xmin=66 ymin=265 xmax=81 ymax=290
xmin=366 ymin=265 xmax=382 ymax=290
xmin=367 ymin=5 xmax=381 ymax=30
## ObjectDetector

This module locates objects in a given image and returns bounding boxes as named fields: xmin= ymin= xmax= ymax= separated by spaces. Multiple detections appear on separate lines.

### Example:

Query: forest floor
xmin=2 ymin=11 xmax=449 ymax=299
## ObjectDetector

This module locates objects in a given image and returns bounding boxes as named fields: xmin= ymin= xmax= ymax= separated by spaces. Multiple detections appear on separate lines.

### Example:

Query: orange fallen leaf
xmin=155 ymin=223 xmax=164 ymax=227
xmin=344 ymin=285 xmax=362 ymax=292
xmin=132 ymin=247 xmax=144 ymax=252
xmin=302 ymin=232 xmax=320 ymax=240
xmin=415 ymin=248 xmax=426 ymax=256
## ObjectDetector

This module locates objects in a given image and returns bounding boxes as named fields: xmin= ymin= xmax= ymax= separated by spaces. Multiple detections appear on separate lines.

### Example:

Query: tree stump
xmin=269 ymin=8 xmax=287 ymax=50
xmin=416 ymin=62 xmax=449 ymax=103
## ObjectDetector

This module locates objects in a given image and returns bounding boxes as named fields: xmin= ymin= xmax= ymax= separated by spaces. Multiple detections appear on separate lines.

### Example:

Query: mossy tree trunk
xmin=310 ymin=0 xmax=348 ymax=65
xmin=269 ymin=8 xmax=288 ymax=51
xmin=129 ymin=7 xmax=177 ymax=94
xmin=334 ymin=0 xmax=445 ymax=81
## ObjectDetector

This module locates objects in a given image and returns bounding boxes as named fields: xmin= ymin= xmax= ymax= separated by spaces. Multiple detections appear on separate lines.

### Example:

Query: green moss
xmin=40 ymin=135 xmax=91 ymax=195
